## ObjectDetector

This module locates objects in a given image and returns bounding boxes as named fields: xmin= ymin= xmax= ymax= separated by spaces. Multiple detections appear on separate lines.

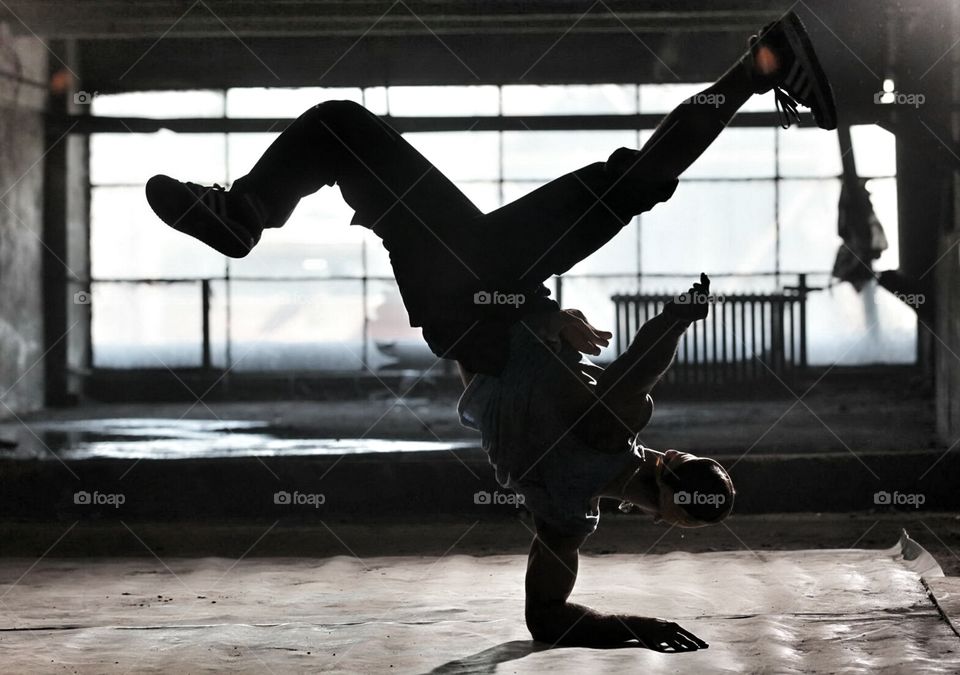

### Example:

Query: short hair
xmin=660 ymin=458 xmax=735 ymax=523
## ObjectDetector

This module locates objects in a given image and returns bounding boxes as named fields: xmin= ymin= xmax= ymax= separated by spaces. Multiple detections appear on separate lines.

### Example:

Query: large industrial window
xmin=88 ymin=84 xmax=912 ymax=372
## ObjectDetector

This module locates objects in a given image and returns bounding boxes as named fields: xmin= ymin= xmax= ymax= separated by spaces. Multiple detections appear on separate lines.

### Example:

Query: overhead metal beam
xmin=75 ymin=32 xmax=760 ymax=91
xmin=53 ymin=112 xmax=821 ymax=136
xmin=3 ymin=1 xmax=785 ymax=39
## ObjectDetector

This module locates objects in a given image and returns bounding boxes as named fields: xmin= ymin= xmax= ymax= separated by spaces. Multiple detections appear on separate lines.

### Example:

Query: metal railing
xmin=611 ymin=274 xmax=812 ymax=384
xmin=86 ymin=272 xmax=819 ymax=375
xmin=85 ymin=274 xmax=395 ymax=371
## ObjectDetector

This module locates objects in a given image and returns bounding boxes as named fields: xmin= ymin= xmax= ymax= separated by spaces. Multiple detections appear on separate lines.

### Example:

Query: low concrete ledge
xmin=0 ymin=447 xmax=955 ymax=520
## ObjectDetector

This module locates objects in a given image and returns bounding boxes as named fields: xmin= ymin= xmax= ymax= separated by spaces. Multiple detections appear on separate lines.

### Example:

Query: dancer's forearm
xmin=526 ymin=602 xmax=647 ymax=646
xmin=525 ymin=531 xmax=639 ymax=646
xmin=596 ymin=311 xmax=690 ymax=401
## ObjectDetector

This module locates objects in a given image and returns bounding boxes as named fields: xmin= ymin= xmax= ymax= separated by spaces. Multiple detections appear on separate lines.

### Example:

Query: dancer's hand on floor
xmin=529 ymin=309 xmax=611 ymax=356
xmin=664 ymin=273 xmax=713 ymax=322
xmin=628 ymin=617 xmax=709 ymax=652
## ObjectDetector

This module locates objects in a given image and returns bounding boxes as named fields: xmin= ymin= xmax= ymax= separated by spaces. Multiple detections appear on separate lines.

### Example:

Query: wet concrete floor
xmin=1 ymin=534 xmax=956 ymax=674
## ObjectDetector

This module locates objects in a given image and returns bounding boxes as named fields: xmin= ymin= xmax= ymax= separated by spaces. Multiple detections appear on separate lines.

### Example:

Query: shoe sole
xmin=780 ymin=11 xmax=838 ymax=130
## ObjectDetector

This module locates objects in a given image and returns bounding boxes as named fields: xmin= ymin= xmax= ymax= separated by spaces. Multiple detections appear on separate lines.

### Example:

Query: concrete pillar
xmin=42 ymin=38 xmax=90 ymax=406
xmin=0 ymin=24 xmax=48 ymax=417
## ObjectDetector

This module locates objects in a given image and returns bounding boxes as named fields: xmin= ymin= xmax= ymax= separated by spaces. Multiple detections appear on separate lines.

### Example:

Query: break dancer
xmin=146 ymin=12 xmax=836 ymax=652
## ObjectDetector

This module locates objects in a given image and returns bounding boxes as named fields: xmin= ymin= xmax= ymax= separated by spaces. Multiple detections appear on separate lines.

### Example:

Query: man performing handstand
xmin=146 ymin=12 xmax=836 ymax=653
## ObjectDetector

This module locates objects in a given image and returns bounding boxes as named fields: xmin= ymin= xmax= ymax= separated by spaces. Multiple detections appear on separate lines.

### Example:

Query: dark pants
xmin=232 ymin=63 xmax=754 ymax=373
xmin=236 ymin=100 xmax=675 ymax=309
xmin=232 ymin=102 xmax=681 ymax=372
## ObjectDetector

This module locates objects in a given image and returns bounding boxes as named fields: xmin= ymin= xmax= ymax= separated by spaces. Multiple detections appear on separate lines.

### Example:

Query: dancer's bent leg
xmin=232 ymin=100 xmax=480 ymax=236
xmin=146 ymin=100 xmax=481 ymax=260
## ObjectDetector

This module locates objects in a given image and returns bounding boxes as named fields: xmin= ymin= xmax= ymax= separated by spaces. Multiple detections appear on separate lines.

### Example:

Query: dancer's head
xmin=657 ymin=450 xmax=735 ymax=526
xmin=623 ymin=449 xmax=735 ymax=527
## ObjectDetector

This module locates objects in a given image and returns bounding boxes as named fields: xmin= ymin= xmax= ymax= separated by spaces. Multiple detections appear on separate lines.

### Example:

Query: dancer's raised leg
xmin=470 ymin=11 xmax=837 ymax=289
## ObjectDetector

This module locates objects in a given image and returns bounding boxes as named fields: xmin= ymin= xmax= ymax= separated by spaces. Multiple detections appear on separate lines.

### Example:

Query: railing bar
xmin=795 ymin=292 xmax=800 ymax=368
xmin=760 ymin=299 xmax=767 ymax=378
xmin=722 ymin=296 xmax=729 ymax=384
xmin=711 ymin=298 xmax=718 ymax=385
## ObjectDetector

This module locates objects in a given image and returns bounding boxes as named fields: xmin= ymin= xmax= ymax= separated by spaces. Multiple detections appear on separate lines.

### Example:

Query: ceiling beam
xmin=3 ymin=1 xmax=786 ymax=39
xmin=54 ymin=111 xmax=823 ymax=136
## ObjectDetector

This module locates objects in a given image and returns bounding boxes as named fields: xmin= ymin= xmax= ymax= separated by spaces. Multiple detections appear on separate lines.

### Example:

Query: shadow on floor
xmin=427 ymin=639 xmax=654 ymax=674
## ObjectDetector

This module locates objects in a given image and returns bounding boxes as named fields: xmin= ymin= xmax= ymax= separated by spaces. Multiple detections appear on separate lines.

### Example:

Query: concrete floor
xmin=1 ymin=534 xmax=957 ymax=674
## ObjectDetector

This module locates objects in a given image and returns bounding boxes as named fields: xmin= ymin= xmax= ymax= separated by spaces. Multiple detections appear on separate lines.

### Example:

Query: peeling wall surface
xmin=0 ymin=27 xmax=47 ymax=417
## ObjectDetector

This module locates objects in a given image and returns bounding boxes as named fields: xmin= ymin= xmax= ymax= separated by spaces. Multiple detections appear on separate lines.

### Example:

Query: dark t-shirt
xmin=420 ymin=285 xmax=560 ymax=375
xmin=458 ymin=324 xmax=642 ymax=538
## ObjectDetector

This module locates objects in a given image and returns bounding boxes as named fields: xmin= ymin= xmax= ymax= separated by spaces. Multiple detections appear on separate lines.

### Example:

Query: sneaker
xmin=749 ymin=11 xmax=838 ymax=130
xmin=145 ymin=175 xmax=265 ymax=258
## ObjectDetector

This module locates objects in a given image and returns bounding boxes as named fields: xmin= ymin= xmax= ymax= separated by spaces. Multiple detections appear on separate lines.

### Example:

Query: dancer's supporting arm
xmin=525 ymin=519 xmax=708 ymax=649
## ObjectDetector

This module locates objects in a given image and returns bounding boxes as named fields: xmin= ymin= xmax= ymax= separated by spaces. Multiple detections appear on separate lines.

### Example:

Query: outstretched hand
xmin=528 ymin=309 xmax=611 ymax=356
xmin=628 ymin=617 xmax=709 ymax=652
xmin=664 ymin=273 xmax=713 ymax=322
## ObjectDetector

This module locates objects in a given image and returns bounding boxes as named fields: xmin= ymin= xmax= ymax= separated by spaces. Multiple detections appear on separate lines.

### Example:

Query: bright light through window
xmin=89 ymin=85 xmax=909 ymax=370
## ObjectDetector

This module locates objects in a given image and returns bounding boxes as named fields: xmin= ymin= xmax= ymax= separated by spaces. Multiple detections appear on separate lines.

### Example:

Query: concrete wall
xmin=0 ymin=25 xmax=47 ymax=418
